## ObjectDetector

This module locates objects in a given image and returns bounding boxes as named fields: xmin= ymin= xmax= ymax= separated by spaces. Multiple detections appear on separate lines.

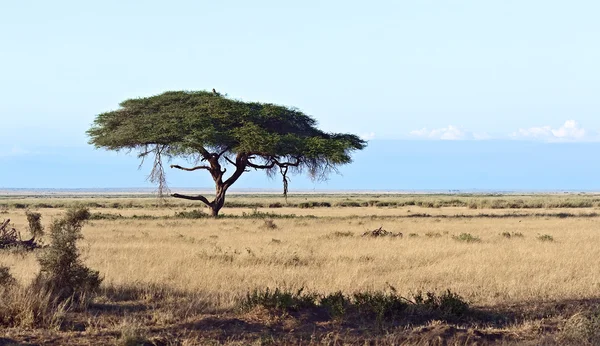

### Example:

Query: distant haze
xmin=1 ymin=140 xmax=599 ymax=191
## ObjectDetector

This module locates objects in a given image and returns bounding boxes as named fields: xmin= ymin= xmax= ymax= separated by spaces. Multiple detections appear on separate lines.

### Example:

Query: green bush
xmin=320 ymin=291 xmax=348 ymax=319
xmin=412 ymin=290 xmax=469 ymax=317
xmin=174 ymin=209 xmax=209 ymax=219
xmin=452 ymin=233 xmax=481 ymax=243
xmin=240 ymin=287 xmax=317 ymax=312
xmin=352 ymin=291 xmax=408 ymax=322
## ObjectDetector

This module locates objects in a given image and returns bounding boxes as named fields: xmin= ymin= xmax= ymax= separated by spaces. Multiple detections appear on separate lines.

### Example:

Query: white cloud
xmin=510 ymin=120 xmax=589 ymax=142
xmin=409 ymin=125 xmax=489 ymax=140
xmin=360 ymin=132 xmax=376 ymax=140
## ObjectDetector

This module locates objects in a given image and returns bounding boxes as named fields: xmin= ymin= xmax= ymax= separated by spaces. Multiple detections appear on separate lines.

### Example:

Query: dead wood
xmin=0 ymin=219 xmax=42 ymax=250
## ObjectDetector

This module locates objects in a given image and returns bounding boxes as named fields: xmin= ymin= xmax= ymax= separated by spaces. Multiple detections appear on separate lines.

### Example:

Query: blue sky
xmin=1 ymin=1 xmax=600 ymax=189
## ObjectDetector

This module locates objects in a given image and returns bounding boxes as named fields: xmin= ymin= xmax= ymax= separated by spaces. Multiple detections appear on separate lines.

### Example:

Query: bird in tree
xmin=87 ymin=90 xmax=367 ymax=217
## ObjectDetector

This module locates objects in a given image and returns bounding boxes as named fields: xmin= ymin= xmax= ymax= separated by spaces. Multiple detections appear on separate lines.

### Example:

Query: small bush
xmin=89 ymin=212 xmax=124 ymax=220
xmin=537 ymin=234 xmax=554 ymax=242
xmin=240 ymin=287 xmax=317 ymax=312
xmin=425 ymin=232 xmax=442 ymax=238
xmin=320 ymin=291 xmax=348 ymax=319
xmin=34 ymin=207 xmax=102 ymax=302
xmin=559 ymin=311 xmax=600 ymax=345
xmin=352 ymin=291 xmax=408 ymax=322
xmin=452 ymin=233 xmax=481 ymax=243
xmin=25 ymin=211 xmax=44 ymax=239
xmin=412 ymin=290 xmax=469 ymax=317
xmin=501 ymin=232 xmax=524 ymax=239
xmin=174 ymin=209 xmax=208 ymax=219
xmin=332 ymin=231 xmax=354 ymax=237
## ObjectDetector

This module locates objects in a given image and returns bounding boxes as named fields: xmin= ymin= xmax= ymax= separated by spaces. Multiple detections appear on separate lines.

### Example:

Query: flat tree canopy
xmin=87 ymin=90 xmax=366 ymax=216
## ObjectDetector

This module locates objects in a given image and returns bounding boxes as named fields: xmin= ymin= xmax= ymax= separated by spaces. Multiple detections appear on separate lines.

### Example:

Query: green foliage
xmin=25 ymin=211 xmax=44 ymax=238
xmin=411 ymin=290 xmax=469 ymax=317
xmin=87 ymin=90 xmax=366 ymax=192
xmin=352 ymin=291 xmax=408 ymax=322
xmin=174 ymin=209 xmax=209 ymax=219
xmin=34 ymin=207 xmax=102 ymax=302
xmin=239 ymin=287 xmax=469 ymax=324
xmin=452 ymin=233 xmax=481 ymax=243
xmin=240 ymin=287 xmax=318 ymax=312
xmin=320 ymin=291 xmax=348 ymax=319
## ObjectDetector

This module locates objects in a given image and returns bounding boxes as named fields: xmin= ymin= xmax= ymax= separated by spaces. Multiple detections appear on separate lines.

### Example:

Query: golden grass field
xmin=2 ymin=193 xmax=600 ymax=345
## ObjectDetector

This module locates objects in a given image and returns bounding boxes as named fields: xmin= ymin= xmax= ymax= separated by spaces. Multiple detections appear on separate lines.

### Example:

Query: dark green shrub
xmin=412 ymin=290 xmax=469 ymax=317
xmin=240 ymin=287 xmax=317 ymax=312
xmin=174 ymin=209 xmax=208 ymax=219
xmin=352 ymin=291 xmax=408 ymax=322
xmin=320 ymin=291 xmax=348 ymax=319
xmin=34 ymin=207 xmax=102 ymax=302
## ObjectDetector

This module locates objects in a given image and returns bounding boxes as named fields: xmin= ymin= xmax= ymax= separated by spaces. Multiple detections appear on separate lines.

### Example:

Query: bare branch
xmin=224 ymin=156 xmax=237 ymax=166
xmin=170 ymin=164 xmax=210 ymax=172
xmin=171 ymin=193 xmax=212 ymax=207
xmin=148 ymin=144 xmax=170 ymax=200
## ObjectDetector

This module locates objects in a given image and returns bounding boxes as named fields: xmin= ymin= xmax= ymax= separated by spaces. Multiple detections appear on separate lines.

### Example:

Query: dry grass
xmin=2 ymin=194 xmax=600 ymax=344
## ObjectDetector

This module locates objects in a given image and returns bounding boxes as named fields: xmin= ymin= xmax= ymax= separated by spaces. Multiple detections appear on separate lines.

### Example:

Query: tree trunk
xmin=210 ymin=184 xmax=227 ymax=217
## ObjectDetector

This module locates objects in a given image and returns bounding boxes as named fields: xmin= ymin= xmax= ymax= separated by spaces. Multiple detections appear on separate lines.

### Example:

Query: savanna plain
xmin=2 ymin=193 xmax=600 ymax=345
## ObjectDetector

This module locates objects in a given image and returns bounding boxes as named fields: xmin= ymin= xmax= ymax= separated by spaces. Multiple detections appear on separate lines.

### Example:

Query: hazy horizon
xmin=3 ymin=140 xmax=600 ymax=191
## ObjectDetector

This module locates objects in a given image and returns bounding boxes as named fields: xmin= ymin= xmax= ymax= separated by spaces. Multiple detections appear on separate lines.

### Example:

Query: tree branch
xmin=223 ymin=153 xmax=248 ymax=187
xmin=246 ymin=160 xmax=276 ymax=169
xmin=170 ymin=164 xmax=210 ymax=172
xmin=216 ymin=147 xmax=230 ymax=158
xmin=224 ymin=156 xmax=237 ymax=166
xmin=171 ymin=193 xmax=212 ymax=207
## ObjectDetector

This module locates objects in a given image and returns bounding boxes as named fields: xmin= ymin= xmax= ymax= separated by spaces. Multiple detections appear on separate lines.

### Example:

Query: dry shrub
xmin=559 ymin=312 xmax=600 ymax=345
xmin=33 ymin=207 xmax=102 ymax=302
xmin=25 ymin=211 xmax=44 ymax=238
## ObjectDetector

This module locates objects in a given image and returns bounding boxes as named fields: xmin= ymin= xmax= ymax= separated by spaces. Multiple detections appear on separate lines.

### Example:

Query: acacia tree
xmin=87 ymin=90 xmax=366 ymax=216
